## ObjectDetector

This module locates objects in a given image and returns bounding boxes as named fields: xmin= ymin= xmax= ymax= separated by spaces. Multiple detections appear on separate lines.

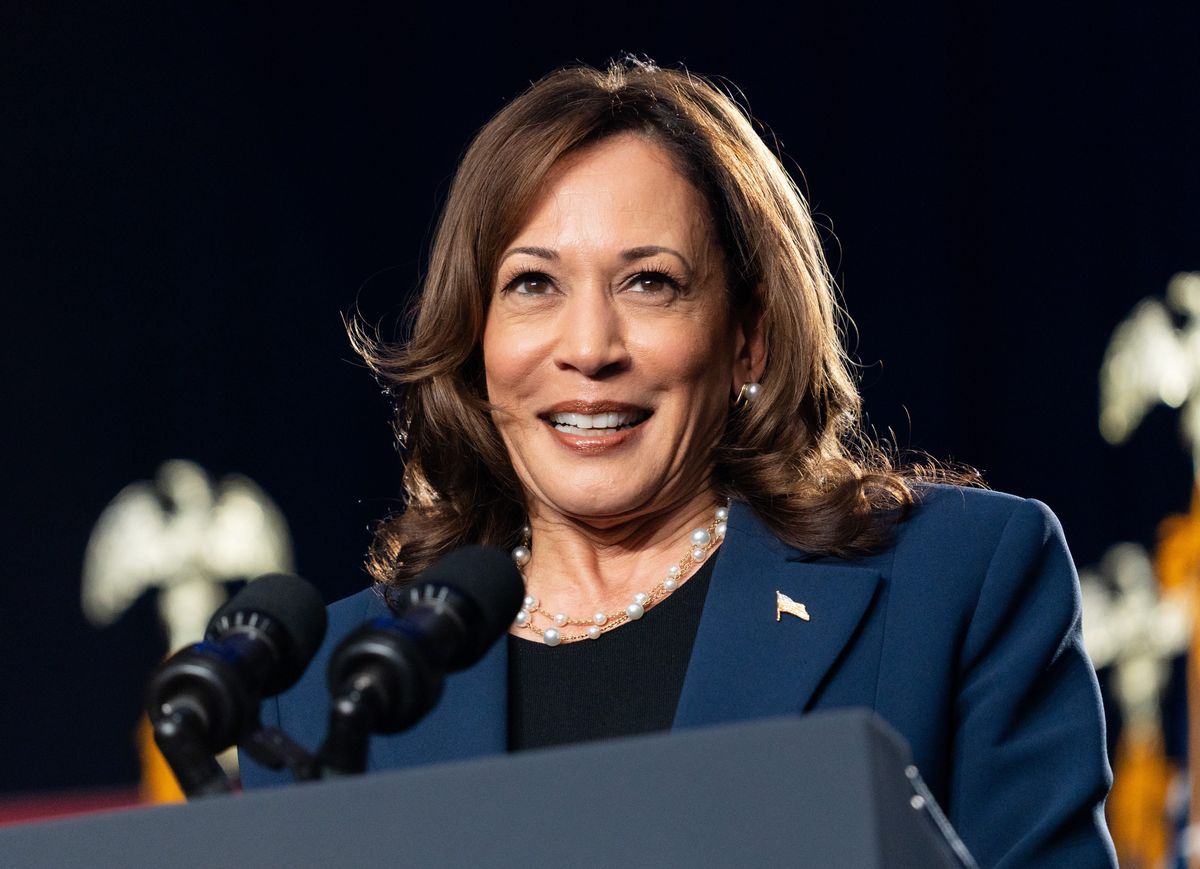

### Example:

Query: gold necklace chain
xmin=510 ymin=503 xmax=730 ymax=645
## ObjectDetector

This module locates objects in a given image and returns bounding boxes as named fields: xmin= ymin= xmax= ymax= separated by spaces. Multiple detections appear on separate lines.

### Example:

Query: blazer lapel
xmin=673 ymin=502 xmax=882 ymax=729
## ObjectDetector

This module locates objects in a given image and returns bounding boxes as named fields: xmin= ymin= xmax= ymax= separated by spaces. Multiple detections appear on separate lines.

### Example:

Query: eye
xmin=626 ymin=270 xmax=683 ymax=295
xmin=502 ymin=271 xmax=555 ymax=295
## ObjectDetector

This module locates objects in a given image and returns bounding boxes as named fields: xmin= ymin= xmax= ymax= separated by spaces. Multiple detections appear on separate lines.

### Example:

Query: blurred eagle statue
xmin=82 ymin=459 xmax=294 ymax=801
xmin=1101 ymin=272 xmax=1200 ymax=467
xmin=83 ymin=459 xmax=294 ymax=649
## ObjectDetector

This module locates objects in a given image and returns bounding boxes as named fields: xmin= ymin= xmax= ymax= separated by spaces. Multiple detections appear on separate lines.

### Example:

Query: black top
xmin=507 ymin=553 xmax=718 ymax=751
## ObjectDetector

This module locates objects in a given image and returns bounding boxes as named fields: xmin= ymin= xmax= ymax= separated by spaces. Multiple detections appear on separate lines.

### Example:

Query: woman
xmin=242 ymin=59 xmax=1115 ymax=867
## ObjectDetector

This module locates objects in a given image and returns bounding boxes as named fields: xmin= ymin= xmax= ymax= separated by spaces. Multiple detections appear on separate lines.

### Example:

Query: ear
xmin=730 ymin=300 xmax=767 ymax=396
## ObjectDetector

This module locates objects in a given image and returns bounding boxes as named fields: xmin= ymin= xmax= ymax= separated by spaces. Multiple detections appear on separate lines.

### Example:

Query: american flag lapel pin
xmin=775 ymin=590 xmax=811 ymax=622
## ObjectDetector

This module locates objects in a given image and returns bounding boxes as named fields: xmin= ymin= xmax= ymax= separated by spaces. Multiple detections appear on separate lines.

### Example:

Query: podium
xmin=0 ymin=709 xmax=975 ymax=867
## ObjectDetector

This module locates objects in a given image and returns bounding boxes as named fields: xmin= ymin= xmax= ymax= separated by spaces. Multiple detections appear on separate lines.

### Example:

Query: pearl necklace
xmin=510 ymin=503 xmax=730 ymax=645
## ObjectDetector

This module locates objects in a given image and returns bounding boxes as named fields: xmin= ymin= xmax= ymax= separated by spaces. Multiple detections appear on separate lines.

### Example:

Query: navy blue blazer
xmin=242 ymin=485 xmax=1116 ymax=868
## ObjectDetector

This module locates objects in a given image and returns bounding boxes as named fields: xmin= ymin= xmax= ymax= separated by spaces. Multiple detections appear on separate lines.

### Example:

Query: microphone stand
xmin=154 ymin=706 xmax=322 ymax=795
xmin=239 ymin=726 xmax=321 ymax=783
xmin=151 ymin=701 xmax=233 ymax=799
xmin=315 ymin=618 xmax=445 ymax=778
xmin=318 ymin=663 xmax=395 ymax=777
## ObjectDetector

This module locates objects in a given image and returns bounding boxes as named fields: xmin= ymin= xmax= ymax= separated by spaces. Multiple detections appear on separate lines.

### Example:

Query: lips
xmin=538 ymin=401 xmax=652 ymax=438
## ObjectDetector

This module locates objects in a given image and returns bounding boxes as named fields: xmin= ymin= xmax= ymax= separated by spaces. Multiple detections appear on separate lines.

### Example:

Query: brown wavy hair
xmin=351 ymin=57 xmax=971 ymax=589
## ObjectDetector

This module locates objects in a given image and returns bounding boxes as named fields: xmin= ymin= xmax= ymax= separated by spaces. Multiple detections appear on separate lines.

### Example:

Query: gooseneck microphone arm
xmin=152 ymin=695 xmax=233 ymax=797
xmin=317 ymin=600 xmax=465 ymax=777
xmin=145 ymin=573 xmax=328 ymax=797
xmin=319 ymin=661 xmax=394 ymax=777
xmin=317 ymin=547 xmax=524 ymax=777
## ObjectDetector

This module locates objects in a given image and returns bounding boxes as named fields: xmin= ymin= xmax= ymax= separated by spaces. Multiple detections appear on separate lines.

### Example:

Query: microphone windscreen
xmin=417 ymin=545 xmax=525 ymax=639
xmin=206 ymin=573 xmax=328 ymax=691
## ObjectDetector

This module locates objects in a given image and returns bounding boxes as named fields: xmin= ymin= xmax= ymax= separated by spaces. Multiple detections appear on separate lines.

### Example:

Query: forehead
xmin=505 ymin=134 xmax=716 ymax=262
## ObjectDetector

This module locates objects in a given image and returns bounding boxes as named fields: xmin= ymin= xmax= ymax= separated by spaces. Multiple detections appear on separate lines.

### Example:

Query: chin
xmin=536 ymin=483 xmax=659 ymax=523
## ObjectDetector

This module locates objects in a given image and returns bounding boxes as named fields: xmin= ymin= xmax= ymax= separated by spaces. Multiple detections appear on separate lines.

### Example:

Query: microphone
xmin=318 ymin=545 xmax=523 ymax=775
xmin=146 ymin=573 xmax=327 ymax=796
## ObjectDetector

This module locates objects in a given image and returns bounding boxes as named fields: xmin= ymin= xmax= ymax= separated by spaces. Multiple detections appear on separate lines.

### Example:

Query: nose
xmin=552 ymin=287 xmax=631 ymax=378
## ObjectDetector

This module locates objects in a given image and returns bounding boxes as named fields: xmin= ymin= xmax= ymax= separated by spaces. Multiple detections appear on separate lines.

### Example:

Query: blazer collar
xmin=368 ymin=501 xmax=882 ymax=770
xmin=672 ymin=501 xmax=882 ymax=728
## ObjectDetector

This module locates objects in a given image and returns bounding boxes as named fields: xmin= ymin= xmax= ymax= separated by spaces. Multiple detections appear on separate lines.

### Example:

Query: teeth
xmin=549 ymin=410 xmax=645 ymax=430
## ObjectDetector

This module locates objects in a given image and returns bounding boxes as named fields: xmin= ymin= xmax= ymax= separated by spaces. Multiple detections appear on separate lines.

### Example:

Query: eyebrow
xmin=499 ymin=244 xmax=693 ymax=272
xmin=621 ymin=245 xmax=693 ymax=272
xmin=501 ymin=246 xmax=558 ymax=262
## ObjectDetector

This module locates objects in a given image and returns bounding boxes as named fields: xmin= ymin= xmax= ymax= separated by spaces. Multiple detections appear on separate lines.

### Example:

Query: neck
xmin=519 ymin=488 xmax=723 ymax=620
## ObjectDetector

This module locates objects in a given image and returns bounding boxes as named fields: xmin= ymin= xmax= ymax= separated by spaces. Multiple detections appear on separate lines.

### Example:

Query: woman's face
xmin=482 ymin=133 xmax=761 ymax=525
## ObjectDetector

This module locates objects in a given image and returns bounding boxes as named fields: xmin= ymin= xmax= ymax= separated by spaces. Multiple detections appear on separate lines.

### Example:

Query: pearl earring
xmin=736 ymin=382 xmax=762 ymax=405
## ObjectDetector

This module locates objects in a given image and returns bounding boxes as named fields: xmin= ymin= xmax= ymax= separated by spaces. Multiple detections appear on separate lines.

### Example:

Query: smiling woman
xmin=245 ymin=58 xmax=1116 ymax=867
xmin=351 ymin=59 xmax=917 ymax=594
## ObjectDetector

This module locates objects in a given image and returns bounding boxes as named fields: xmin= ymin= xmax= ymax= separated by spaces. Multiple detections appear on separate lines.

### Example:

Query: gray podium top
xmin=0 ymin=709 xmax=973 ymax=868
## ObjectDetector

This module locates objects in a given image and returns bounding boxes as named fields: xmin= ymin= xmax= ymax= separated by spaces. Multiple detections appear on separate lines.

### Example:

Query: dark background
xmin=4 ymin=3 xmax=1197 ymax=793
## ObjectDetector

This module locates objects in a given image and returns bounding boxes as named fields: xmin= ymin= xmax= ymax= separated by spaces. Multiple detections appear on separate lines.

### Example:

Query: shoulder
xmin=903 ymin=482 xmax=1058 ymax=536
xmin=327 ymin=585 xmax=391 ymax=636
xmin=880 ymin=485 xmax=1088 ymax=694
xmin=732 ymin=483 xmax=1068 ymax=581
xmin=887 ymin=483 xmax=1068 ymax=575
xmin=826 ymin=484 xmax=1080 ymax=650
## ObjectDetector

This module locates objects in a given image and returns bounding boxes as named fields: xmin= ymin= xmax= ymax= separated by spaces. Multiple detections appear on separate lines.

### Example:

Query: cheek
xmin=482 ymin=319 xmax=543 ymax=411
xmin=672 ymin=327 xmax=739 ymax=434
xmin=638 ymin=317 xmax=734 ymax=393
xmin=482 ymin=319 xmax=518 ymax=399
